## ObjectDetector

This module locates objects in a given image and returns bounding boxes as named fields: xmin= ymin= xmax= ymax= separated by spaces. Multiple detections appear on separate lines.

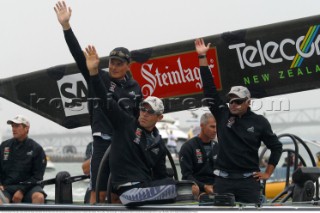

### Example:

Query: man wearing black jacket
xmin=195 ymin=38 xmax=283 ymax=204
xmin=0 ymin=115 xmax=47 ymax=204
xmin=179 ymin=112 xmax=218 ymax=199
xmin=54 ymin=1 xmax=142 ymax=203
xmin=84 ymin=45 xmax=177 ymax=206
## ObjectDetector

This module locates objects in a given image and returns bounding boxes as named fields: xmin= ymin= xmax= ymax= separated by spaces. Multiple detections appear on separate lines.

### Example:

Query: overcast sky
xmin=1 ymin=0 xmax=320 ymax=138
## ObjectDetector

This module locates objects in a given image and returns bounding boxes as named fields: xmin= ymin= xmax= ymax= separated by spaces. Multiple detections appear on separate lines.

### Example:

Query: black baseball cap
xmin=109 ymin=47 xmax=131 ymax=63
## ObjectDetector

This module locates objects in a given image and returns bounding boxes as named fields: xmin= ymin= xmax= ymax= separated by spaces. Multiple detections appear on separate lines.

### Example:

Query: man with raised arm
xmin=54 ymin=1 xmax=142 ymax=203
xmin=83 ymin=45 xmax=177 ymax=206
xmin=195 ymin=38 xmax=283 ymax=204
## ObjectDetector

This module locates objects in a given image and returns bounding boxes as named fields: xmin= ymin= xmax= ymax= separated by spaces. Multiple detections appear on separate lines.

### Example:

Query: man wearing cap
xmin=195 ymin=38 xmax=282 ymax=204
xmin=0 ymin=115 xmax=47 ymax=204
xmin=54 ymin=1 xmax=142 ymax=203
xmin=83 ymin=45 xmax=177 ymax=206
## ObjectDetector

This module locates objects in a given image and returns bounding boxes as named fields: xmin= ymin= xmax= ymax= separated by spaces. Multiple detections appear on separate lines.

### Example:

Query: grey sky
xmin=1 ymin=0 xmax=320 ymax=138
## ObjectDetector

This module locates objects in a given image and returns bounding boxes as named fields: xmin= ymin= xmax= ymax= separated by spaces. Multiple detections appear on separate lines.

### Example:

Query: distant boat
xmin=156 ymin=115 xmax=188 ymax=159
xmin=156 ymin=115 xmax=188 ymax=143
xmin=46 ymin=156 xmax=55 ymax=172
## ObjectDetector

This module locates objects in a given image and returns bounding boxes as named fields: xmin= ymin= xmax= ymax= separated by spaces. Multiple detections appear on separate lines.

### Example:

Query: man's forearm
xmin=64 ymin=28 xmax=90 ymax=80
xmin=265 ymin=164 xmax=275 ymax=178
xmin=199 ymin=56 xmax=208 ymax=66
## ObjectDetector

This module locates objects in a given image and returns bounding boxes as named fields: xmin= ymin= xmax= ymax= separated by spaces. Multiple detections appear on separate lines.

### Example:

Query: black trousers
xmin=90 ymin=136 xmax=111 ymax=191
xmin=214 ymin=176 xmax=261 ymax=204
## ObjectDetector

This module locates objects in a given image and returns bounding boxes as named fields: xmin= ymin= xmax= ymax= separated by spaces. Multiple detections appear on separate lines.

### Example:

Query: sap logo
xmin=57 ymin=73 xmax=89 ymax=116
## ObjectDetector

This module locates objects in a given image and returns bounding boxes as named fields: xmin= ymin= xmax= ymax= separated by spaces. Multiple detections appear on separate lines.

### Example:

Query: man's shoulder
xmin=248 ymin=110 xmax=269 ymax=123
xmin=127 ymin=77 xmax=140 ymax=86
xmin=0 ymin=138 xmax=14 ymax=147
xmin=125 ymin=77 xmax=141 ymax=92
xmin=26 ymin=138 xmax=44 ymax=149
xmin=182 ymin=137 xmax=199 ymax=148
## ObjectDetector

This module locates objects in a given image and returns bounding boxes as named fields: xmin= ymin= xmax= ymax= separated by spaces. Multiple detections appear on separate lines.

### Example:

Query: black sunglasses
xmin=139 ymin=106 xmax=156 ymax=114
xmin=229 ymin=98 xmax=247 ymax=105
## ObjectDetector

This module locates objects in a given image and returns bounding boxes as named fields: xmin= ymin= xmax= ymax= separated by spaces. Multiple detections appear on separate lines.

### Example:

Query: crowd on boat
xmin=3 ymin=0 xmax=320 ymax=207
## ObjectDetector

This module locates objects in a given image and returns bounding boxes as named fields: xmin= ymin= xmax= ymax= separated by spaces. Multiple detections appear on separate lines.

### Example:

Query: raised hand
xmin=84 ymin=45 xmax=100 ymax=76
xmin=54 ymin=1 xmax=72 ymax=30
xmin=195 ymin=38 xmax=211 ymax=55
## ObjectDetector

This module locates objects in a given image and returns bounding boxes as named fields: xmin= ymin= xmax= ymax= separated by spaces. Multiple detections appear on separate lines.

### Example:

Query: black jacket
xmin=91 ymin=75 xmax=168 ymax=185
xmin=179 ymin=136 xmax=218 ymax=191
xmin=64 ymin=28 xmax=142 ymax=136
xmin=0 ymin=137 xmax=47 ymax=193
xmin=200 ymin=66 xmax=283 ymax=173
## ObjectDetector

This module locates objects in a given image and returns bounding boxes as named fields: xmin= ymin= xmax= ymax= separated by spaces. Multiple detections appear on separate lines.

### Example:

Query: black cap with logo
xmin=109 ymin=47 xmax=131 ymax=63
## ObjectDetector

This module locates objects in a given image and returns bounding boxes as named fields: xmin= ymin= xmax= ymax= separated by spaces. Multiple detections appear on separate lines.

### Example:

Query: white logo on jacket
xmin=247 ymin=126 xmax=255 ymax=133
xmin=151 ymin=148 xmax=160 ymax=155
xmin=129 ymin=91 xmax=136 ymax=97
xmin=109 ymin=82 xmax=116 ymax=92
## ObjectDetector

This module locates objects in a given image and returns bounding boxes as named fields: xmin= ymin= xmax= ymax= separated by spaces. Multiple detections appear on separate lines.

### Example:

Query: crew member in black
xmin=84 ymin=45 xmax=177 ymax=206
xmin=179 ymin=112 xmax=218 ymax=199
xmin=0 ymin=115 xmax=47 ymax=204
xmin=54 ymin=1 xmax=142 ymax=203
xmin=195 ymin=38 xmax=283 ymax=204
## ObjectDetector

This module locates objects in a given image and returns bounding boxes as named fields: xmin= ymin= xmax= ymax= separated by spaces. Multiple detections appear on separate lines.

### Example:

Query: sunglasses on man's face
xmin=229 ymin=98 xmax=247 ymax=105
xmin=139 ymin=106 xmax=156 ymax=115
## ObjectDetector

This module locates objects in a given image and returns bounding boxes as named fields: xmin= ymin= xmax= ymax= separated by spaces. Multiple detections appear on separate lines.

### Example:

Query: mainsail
xmin=1 ymin=15 xmax=319 ymax=128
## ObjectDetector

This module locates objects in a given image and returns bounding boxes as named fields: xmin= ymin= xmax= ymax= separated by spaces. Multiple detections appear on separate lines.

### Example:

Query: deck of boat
xmin=1 ymin=201 xmax=320 ymax=211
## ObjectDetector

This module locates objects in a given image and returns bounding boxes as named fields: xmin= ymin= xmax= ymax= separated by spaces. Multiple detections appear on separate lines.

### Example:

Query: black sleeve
xmin=260 ymin=117 xmax=283 ymax=166
xmin=200 ymin=66 xmax=227 ymax=120
xmin=133 ymin=85 xmax=143 ymax=119
xmin=19 ymin=145 xmax=47 ymax=193
xmin=90 ymin=74 xmax=129 ymax=129
xmin=63 ymin=28 xmax=90 ymax=81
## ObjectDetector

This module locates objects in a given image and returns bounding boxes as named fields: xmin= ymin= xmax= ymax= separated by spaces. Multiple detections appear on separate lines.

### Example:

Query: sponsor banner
xmin=214 ymin=16 xmax=320 ymax=97
xmin=56 ymin=73 xmax=88 ymax=116
xmin=130 ymin=49 xmax=221 ymax=98
xmin=1 ymin=15 xmax=320 ymax=128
